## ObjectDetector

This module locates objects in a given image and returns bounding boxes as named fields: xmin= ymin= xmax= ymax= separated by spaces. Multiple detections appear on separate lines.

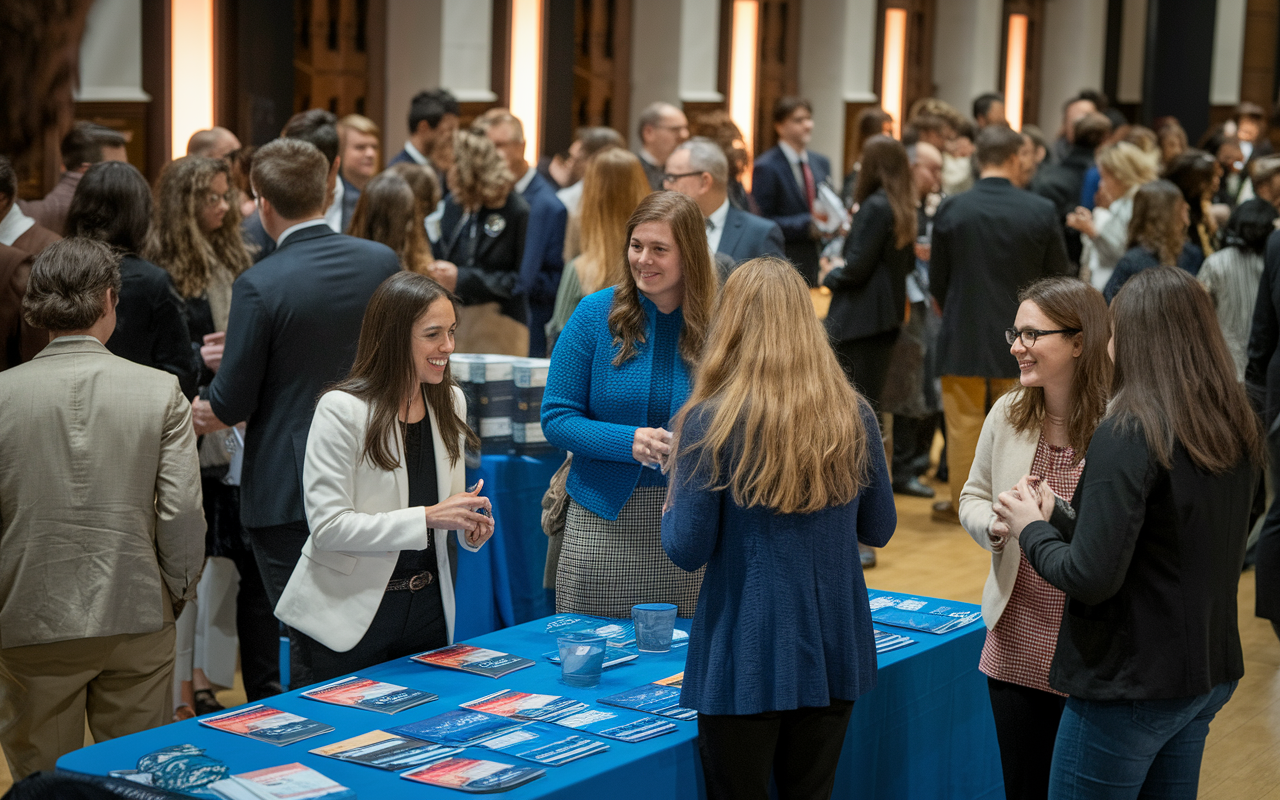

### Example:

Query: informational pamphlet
xmin=654 ymin=673 xmax=683 ymax=687
xmin=309 ymin=731 xmax=462 ymax=771
xmin=411 ymin=645 xmax=535 ymax=678
xmin=867 ymin=591 xmax=983 ymax=635
xmin=541 ymin=646 xmax=638 ymax=669
xmin=400 ymin=758 xmax=544 ymax=793
xmin=388 ymin=710 xmax=528 ymax=745
xmin=873 ymin=628 xmax=918 ymax=654
xmin=207 ymin=763 xmax=355 ymax=800
xmin=543 ymin=616 xmax=688 ymax=648
xmin=598 ymin=683 xmax=696 ymax=721
xmin=462 ymin=691 xmax=677 ymax=743
xmin=462 ymin=690 xmax=586 ymax=721
xmin=473 ymin=723 xmax=609 ymax=766
xmin=198 ymin=706 xmax=335 ymax=746
xmin=301 ymin=677 xmax=437 ymax=715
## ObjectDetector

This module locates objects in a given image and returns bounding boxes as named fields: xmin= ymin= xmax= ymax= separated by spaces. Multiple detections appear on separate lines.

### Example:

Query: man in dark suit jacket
xmin=635 ymin=102 xmax=690 ymax=190
xmin=480 ymin=111 xmax=568 ymax=357
xmin=1031 ymin=112 xmax=1111 ymax=264
xmin=192 ymin=139 xmax=399 ymax=686
xmin=665 ymin=137 xmax=784 ymax=277
xmin=751 ymin=97 xmax=832 ymax=286
xmin=930 ymin=125 xmax=1071 ymax=523
xmin=388 ymin=89 xmax=459 ymax=195
xmin=1246 ymin=228 xmax=1280 ymax=635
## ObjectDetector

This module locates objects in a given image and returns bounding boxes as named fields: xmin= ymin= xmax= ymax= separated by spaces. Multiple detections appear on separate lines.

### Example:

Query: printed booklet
xmin=873 ymin=628 xmax=917 ymax=654
xmin=543 ymin=616 xmax=688 ymax=648
xmin=473 ymin=723 xmax=609 ymax=767
xmin=867 ymin=591 xmax=983 ymax=635
xmin=462 ymin=690 xmax=677 ymax=743
xmin=411 ymin=645 xmax=535 ymax=678
xmin=598 ymin=683 xmax=696 ymax=721
xmin=301 ymin=677 xmax=437 ymax=714
xmin=400 ymin=757 xmax=544 ymax=793
xmin=207 ymin=763 xmax=354 ymax=800
xmin=309 ymin=731 xmax=462 ymax=771
xmin=388 ymin=710 xmax=528 ymax=745
xmin=198 ymin=706 xmax=334 ymax=746
xmin=541 ymin=646 xmax=637 ymax=669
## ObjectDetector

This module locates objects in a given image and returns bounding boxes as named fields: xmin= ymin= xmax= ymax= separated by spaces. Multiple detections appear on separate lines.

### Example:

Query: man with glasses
xmin=664 ymin=137 xmax=783 ymax=275
xmin=636 ymin=102 xmax=690 ymax=190
xmin=929 ymin=125 xmax=1070 ymax=524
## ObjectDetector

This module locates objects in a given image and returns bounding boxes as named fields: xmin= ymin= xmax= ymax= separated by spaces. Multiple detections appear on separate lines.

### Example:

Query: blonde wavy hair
xmin=1096 ymin=141 xmax=1159 ymax=194
xmin=608 ymin=191 xmax=716 ymax=367
xmin=669 ymin=257 xmax=871 ymax=513
xmin=448 ymin=128 xmax=513 ymax=210
xmin=578 ymin=148 xmax=651 ymax=294
xmin=145 ymin=156 xmax=251 ymax=298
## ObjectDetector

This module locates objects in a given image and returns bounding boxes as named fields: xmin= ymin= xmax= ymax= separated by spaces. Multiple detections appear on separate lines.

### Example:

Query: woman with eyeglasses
xmin=959 ymin=277 xmax=1111 ymax=800
xmin=997 ymin=267 xmax=1260 ymax=799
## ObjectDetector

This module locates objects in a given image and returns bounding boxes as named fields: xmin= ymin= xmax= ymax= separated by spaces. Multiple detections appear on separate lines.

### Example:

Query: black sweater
xmin=1020 ymin=416 xmax=1255 ymax=701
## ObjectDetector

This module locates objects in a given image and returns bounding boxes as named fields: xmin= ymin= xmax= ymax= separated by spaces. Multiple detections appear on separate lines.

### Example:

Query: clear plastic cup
xmin=631 ymin=603 xmax=678 ymax=653
xmin=557 ymin=633 xmax=607 ymax=688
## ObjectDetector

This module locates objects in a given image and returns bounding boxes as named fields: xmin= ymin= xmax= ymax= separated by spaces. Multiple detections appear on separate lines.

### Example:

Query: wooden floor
xmin=2 ymin=473 xmax=1278 ymax=797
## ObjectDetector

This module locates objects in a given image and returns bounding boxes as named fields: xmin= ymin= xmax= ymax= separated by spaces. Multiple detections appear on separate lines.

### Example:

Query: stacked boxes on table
xmin=449 ymin=354 xmax=556 ymax=456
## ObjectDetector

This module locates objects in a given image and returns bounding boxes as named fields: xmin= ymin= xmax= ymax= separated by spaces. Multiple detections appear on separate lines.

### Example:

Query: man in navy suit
xmin=387 ymin=89 xmax=459 ymax=194
xmin=480 ymin=110 xmax=568 ymax=357
xmin=751 ymin=97 xmax=832 ymax=286
xmin=665 ymin=137 xmax=784 ymax=276
xmin=192 ymin=139 xmax=401 ymax=686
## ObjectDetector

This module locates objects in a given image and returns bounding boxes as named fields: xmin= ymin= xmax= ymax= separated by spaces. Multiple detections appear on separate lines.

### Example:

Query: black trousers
xmin=1256 ymin=420 xmax=1280 ymax=620
xmin=295 ymin=579 xmax=449 ymax=684
xmin=696 ymin=700 xmax=855 ymax=800
xmin=246 ymin=522 xmax=312 ymax=690
xmin=987 ymin=677 xmax=1067 ymax=800
xmin=892 ymin=413 xmax=938 ymax=484
xmin=833 ymin=330 xmax=900 ymax=410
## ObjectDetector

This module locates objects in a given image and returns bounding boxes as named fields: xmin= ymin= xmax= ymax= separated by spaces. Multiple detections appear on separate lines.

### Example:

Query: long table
xmin=58 ymin=597 xmax=1002 ymax=799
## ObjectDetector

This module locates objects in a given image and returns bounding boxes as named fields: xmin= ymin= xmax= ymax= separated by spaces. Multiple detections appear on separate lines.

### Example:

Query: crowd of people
xmin=0 ymin=83 xmax=1276 ymax=800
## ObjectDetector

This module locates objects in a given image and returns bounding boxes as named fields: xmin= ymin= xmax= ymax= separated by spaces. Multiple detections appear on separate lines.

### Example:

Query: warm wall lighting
xmin=1004 ymin=13 xmax=1027 ymax=131
xmin=171 ymin=0 xmax=214 ymax=157
xmin=881 ymin=8 xmax=907 ymax=138
xmin=729 ymin=0 xmax=759 ymax=188
xmin=510 ymin=0 xmax=544 ymax=163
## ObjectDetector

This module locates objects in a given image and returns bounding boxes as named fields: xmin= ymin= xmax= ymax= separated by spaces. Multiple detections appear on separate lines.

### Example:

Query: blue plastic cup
xmin=557 ymin=633 xmax=607 ymax=688
xmin=632 ymin=603 xmax=678 ymax=653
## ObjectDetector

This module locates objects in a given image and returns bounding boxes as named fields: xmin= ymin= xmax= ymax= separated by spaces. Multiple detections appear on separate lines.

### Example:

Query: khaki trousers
xmin=455 ymin=302 xmax=529 ymax=357
xmin=941 ymin=376 xmax=1019 ymax=506
xmin=0 ymin=622 xmax=175 ymax=780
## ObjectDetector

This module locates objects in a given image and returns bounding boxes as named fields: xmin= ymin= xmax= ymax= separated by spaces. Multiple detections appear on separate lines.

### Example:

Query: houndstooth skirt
xmin=555 ymin=487 xmax=704 ymax=618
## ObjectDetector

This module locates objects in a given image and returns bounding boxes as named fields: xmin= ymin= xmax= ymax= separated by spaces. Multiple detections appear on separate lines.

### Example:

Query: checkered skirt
xmin=555 ymin=487 xmax=704 ymax=618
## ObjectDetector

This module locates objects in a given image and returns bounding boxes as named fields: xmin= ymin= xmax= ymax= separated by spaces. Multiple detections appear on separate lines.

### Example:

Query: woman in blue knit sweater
xmin=662 ymin=257 xmax=897 ymax=799
xmin=542 ymin=191 xmax=718 ymax=617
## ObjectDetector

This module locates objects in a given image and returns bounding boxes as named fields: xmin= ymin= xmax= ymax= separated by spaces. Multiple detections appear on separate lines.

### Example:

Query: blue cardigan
xmin=661 ymin=402 xmax=897 ymax=715
xmin=541 ymin=288 xmax=692 ymax=520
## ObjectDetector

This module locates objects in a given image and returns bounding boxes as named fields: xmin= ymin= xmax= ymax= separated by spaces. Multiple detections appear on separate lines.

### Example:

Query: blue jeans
xmin=1048 ymin=680 xmax=1237 ymax=799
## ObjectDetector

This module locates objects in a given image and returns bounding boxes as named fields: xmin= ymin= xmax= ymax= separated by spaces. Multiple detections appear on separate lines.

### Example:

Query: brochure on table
xmin=541 ymin=646 xmax=638 ymax=669
xmin=199 ymin=706 xmax=334 ymax=746
xmin=598 ymin=683 xmax=697 ymax=721
xmin=543 ymin=615 xmax=688 ymax=649
xmin=874 ymin=628 xmax=918 ymax=654
xmin=302 ymin=677 xmax=437 ymax=714
xmin=401 ymin=757 xmax=544 ymax=793
xmin=462 ymin=690 xmax=677 ymax=743
xmin=389 ymin=710 xmax=529 ymax=746
xmin=411 ymin=645 xmax=535 ymax=678
xmin=207 ymin=762 xmax=354 ymax=800
xmin=310 ymin=731 xmax=462 ymax=772
xmin=473 ymin=722 xmax=609 ymax=766
xmin=867 ymin=590 xmax=983 ymax=634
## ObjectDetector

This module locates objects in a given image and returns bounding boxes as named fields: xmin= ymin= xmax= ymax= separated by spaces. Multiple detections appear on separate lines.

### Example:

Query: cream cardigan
xmin=958 ymin=391 xmax=1041 ymax=630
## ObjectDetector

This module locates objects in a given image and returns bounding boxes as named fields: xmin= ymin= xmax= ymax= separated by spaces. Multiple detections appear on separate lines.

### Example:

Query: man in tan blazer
xmin=0 ymin=238 xmax=206 ymax=779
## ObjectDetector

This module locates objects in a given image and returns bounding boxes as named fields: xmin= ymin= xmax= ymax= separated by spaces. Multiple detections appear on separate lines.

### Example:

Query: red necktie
xmin=801 ymin=160 xmax=816 ymax=211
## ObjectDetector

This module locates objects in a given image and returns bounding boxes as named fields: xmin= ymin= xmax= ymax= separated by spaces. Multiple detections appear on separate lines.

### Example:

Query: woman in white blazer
xmin=276 ymin=272 xmax=494 ymax=682
xmin=958 ymin=277 xmax=1110 ymax=800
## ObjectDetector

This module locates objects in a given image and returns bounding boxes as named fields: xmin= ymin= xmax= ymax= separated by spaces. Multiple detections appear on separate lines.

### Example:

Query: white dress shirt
xmin=401 ymin=140 xmax=430 ymax=166
xmin=778 ymin=140 xmax=809 ymax=192
xmin=0 ymin=203 xmax=36 ymax=247
xmin=323 ymin=176 xmax=345 ymax=233
xmin=705 ymin=199 xmax=730 ymax=254
xmin=276 ymin=218 xmax=331 ymax=247
xmin=556 ymin=181 xmax=584 ymax=215
xmin=513 ymin=165 xmax=537 ymax=196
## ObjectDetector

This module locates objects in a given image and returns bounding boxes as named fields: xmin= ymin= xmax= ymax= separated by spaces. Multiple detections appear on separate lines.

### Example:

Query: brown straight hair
xmin=854 ymin=135 xmax=916 ymax=249
xmin=608 ymin=191 xmax=716 ymax=367
xmin=1126 ymin=179 xmax=1187 ymax=267
xmin=1108 ymin=267 xmax=1263 ymax=472
xmin=669 ymin=257 xmax=870 ymax=513
xmin=346 ymin=170 xmax=434 ymax=274
xmin=329 ymin=272 xmax=479 ymax=471
xmin=1005 ymin=277 xmax=1112 ymax=463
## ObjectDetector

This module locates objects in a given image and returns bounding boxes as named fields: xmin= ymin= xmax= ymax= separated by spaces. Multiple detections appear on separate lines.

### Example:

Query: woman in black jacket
xmin=821 ymin=135 xmax=915 ymax=408
xmin=998 ymin=266 xmax=1262 ymax=799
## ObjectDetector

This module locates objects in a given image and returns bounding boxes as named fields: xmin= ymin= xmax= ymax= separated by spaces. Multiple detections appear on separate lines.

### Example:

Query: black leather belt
xmin=386 ymin=571 xmax=435 ymax=592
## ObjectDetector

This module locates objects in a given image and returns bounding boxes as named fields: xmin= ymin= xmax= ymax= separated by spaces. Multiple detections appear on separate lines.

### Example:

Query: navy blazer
xmin=388 ymin=148 xmax=449 ymax=195
xmin=717 ymin=205 xmax=786 ymax=267
xmin=750 ymin=145 xmax=831 ymax=285
xmin=241 ymin=211 xmax=276 ymax=263
xmin=207 ymin=225 xmax=401 ymax=528
xmin=107 ymin=254 xmax=199 ymax=399
xmin=435 ymin=193 xmax=530 ymax=322
xmin=823 ymin=189 xmax=913 ymax=343
xmin=339 ymin=173 xmax=360 ymax=234
xmin=518 ymin=172 xmax=568 ymax=356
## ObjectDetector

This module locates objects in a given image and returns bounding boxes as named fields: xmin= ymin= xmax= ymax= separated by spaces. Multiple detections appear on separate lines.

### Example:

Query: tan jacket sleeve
xmin=154 ymin=378 xmax=206 ymax=611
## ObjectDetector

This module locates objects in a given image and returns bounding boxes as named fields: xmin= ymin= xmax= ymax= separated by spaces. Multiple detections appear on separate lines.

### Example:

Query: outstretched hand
xmin=426 ymin=480 xmax=494 ymax=547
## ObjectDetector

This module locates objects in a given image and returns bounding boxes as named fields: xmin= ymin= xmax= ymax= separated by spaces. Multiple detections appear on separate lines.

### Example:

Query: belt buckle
xmin=409 ymin=572 xmax=431 ymax=592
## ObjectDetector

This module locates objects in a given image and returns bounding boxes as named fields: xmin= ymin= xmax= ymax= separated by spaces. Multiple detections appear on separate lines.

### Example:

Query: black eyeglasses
xmin=1005 ymin=327 xmax=1081 ymax=347
xmin=662 ymin=171 xmax=703 ymax=184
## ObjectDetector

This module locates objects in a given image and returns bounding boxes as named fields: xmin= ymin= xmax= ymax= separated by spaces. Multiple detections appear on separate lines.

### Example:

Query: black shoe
xmin=193 ymin=689 xmax=224 ymax=716
xmin=893 ymin=477 xmax=935 ymax=498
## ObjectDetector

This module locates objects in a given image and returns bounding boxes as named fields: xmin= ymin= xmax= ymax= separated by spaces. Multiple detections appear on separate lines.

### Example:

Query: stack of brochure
xmin=473 ymin=723 xmax=609 ymax=766
xmin=462 ymin=690 xmax=677 ymax=743
xmin=388 ymin=710 xmax=529 ymax=746
xmin=207 ymin=763 xmax=354 ymax=800
xmin=543 ymin=615 xmax=689 ymax=648
xmin=311 ymin=731 xmax=463 ymax=772
xmin=411 ymin=645 xmax=535 ymax=678
xmin=198 ymin=706 xmax=334 ymax=746
xmin=302 ymin=676 xmax=437 ymax=714
xmin=400 ymin=757 xmax=544 ymax=793
xmin=598 ymin=676 xmax=696 ymax=721
xmin=873 ymin=628 xmax=917 ymax=654
xmin=867 ymin=591 xmax=983 ymax=635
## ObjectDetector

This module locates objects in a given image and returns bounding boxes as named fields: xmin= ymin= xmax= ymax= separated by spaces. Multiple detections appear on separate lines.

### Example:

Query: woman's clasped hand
xmin=993 ymin=475 xmax=1056 ymax=539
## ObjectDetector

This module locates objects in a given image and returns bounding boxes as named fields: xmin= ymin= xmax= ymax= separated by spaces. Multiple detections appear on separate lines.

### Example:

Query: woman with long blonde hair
xmin=545 ymin=147 xmax=650 ymax=352
xmin=1067 ymin=141 xmax=1159 ymax=290
xmin=542 ymin=191 xmax=717 ymax=617
xmin=662 ymin=256 xmax=895 ymax=799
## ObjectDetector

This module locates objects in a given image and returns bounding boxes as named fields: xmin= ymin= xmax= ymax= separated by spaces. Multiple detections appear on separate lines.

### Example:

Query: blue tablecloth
xmin=58 ymin=596 xmax=1002 ymax=799
xmin=454 ymin=453 xmax=564 ymax=640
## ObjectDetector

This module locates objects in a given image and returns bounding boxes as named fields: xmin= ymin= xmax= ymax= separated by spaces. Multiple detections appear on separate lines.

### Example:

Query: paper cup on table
xmin=632 ymin=603 xmax=678 ymax=653
xmin=557 ymin=633 xmax=607 ymax=688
